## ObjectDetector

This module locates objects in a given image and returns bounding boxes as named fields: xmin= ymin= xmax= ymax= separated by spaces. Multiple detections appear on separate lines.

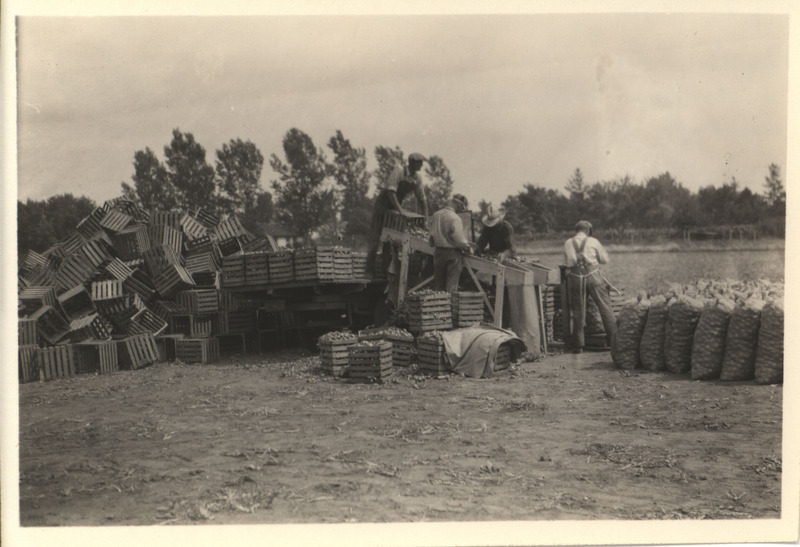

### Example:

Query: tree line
xmin=17 ymin=127 xmax=785 ymax=257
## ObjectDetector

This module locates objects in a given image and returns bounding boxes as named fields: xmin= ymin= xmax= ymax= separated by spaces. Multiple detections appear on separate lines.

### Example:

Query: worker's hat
xmin=574 ymin=220 xmax=593 ymax=231
xmin=482 ymin=204 xmax=506 ymax=227
xmin=408 ymin=152 xmax=427 ymax=163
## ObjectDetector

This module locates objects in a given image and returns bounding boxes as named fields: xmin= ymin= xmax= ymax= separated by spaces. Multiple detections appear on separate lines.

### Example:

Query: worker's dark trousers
xmin=567 ymin=270 xmax=617 ymax=348
xmin=433 ymin=248 xmax=463 ymax=293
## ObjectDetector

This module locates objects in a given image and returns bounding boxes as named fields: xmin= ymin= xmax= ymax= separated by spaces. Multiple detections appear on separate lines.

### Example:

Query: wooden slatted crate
xmin=176 ymin=337 xmax=220 ymax=364
xmin=19 ymin=286 xmax=58 ymax=316
xmin=118 ymin=333 xmax=159 ymax=370
xmin=318 ymin=333 xmax=359 ymax=377
xmin=221 ymin=255 xmax=246 ymax=287
xmin=19 ymin=345 xmax=39 ymax=383
xmin=19 ymin=318 xmax=39 ymax=346
xmin=193 ymin=208 xmax=220 ymax=229
xmin=57 ymin=285 xmax=97 ymax=320
xmin=351 ymin=252 xmax=368 ymax=279
xmin=169 ymin=313 xmax=214 ymax=338
xmin=155 ymin=334 xmax=184 ymax=362
xmin=268 ymin=251 xmax=294 ymax=284
xmin=111 ymin=224 xmax=150 ymax=260
xmin=79 ymin=238 xmax=114 ymax=270
xmin=333 ymin=248 xmax=353 ymax=280
xmin=383 ymin=211 xmax=426 ymax=233
xmin=129 ymin=307 xmax=168 ymax=336
xmin=29 ymin=305 xmax=70 ymax=344
xmin=176 ymin=289 xmax=220 ymax=314
xmin=148 ymin=225 xmax=183 ymax=256
xmin=347 ymin=341 xmax=394 ymax=381
xmin=214 ymin=216 xmax=249 ymax=241
xmin=143 ymin=245 xmax=181 ymax=277
xmin=103 ymin=258 xmax=134 ymax=281
xmin=181 ymin=213 xmax=208 ymax=240
xmin=294 ymin=248 xmax=336 ymax=282
xmin=123 ymin=269 xmax=158 ymax=303
xmin=99 ymin=209 xmax=134 ymax=233
xmin=451 ymin=291 xmax=485 ymax=327
xmin=152 ymin=263 xmax=195 ymax=298
xmin=54 ymin=255 xmax=97 ymax=291
xmin=217 ymin=236 xmax=243 ymax=257
xmin=37 ymin=345 xmax=77 ymax=380
xmin=67 ymin=313 xmax=113 ymax=342
xmin=244 ymin=252 xmax=270 ymax=285
xmin=358 ymin=327 xmax=415 ymax=367
xmin=19 ymin=250 xmax=48 ymax=277
xmin=149 ymin=209 xmax=183 ymax=229
xmin=416 ymin=332 xmax=449 ymax=376
xmin=184 ymin=252 xmax=218 ymax=275
xmin=75 ymin=340 xmax=119 ymax=374
xmin=75 ymin=208 xmax=107 ymax=238
xmin=406 ymin=291 xmax=453 ymax=333
xmin=60 ymin=232 xmax=87 ymax=256
xmin=242 ymin=235 xmax=276 ymax=253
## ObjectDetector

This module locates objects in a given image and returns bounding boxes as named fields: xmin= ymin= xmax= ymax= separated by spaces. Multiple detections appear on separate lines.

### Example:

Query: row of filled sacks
xmin=611 ymin=293 xmax=784 ymax=384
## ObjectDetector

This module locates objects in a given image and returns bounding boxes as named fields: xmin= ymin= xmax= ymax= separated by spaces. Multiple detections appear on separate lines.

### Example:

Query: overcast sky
xmin=14 ymin=9 xmax=790 ymax=211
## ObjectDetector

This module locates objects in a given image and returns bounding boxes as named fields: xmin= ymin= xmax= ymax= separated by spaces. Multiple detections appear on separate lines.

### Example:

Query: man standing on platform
xmin=476 ymin=204 xmax=515 ymax=263
xmin=429 ymin=194 xmax=473 ymax=293
xmin=563 ymin=220 xmax=617 ymax=353
xmin=366 ymin=152 xmax=429 ymax=275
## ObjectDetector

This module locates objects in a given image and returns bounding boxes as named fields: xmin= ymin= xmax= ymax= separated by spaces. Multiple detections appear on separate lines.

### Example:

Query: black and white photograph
xmin=3 ymin=1 xmax=797 ymax=546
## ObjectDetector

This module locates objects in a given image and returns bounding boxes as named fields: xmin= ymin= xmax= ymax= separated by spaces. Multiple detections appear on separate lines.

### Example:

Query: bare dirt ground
xmin=18 ymin=348 xmax=782 ymax=526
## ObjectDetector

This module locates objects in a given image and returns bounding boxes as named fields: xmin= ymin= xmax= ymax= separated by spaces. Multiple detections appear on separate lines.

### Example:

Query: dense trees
xmin=19 ymin=127 xmax=784 ymax=260
xmin=18 ymin=194 xmax=96 ymax=256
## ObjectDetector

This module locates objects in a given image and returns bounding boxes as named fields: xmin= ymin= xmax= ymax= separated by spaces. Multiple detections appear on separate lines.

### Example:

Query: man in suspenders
xmin=563 ymin=220 xmax=617 ymax=353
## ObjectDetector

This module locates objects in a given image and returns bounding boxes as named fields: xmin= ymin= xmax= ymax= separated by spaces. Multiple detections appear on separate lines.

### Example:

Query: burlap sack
xmin=639 ymin=295 xmax=668 ymax=371
xmin=690 ymin=298 xmax=734 ymax=380
xmin=664 ymin=296 xmax=704 ymax=374
xmin=611 ymin=298 xmax=650 ymax=370
xmin=754 ymin=299 xmax=783 ymax=384
xmin=720 ymin=297 xmax=764 ymax=381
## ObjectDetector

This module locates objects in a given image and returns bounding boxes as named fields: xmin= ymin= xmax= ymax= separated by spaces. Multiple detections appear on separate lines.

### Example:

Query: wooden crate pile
xmin=294 ymin=247 xmax=337 ymax=282
xmin=347 ymin=341 xmax=393 ymax=382
xmin=221 ymin=255 xmax=246 ymax=287
xmin=358 ymin=327 xmax=415 ymax=367
xmin=268 ymin=251 xmax=294 ymax=284
xmin=176 ymin=337 xmax=220 ymax=364
xmin=416 ymin=331 xmax=449 ymax=376
xmin=333 ymin=247 xmax=353 ymax=280
xmin=15 ymin=199 xmax=267 ymax=382
xmin=406 ymin=290 xmax=453 ymax=334
xmin=317 ymin=331 xmax=359 ymax=377
xmin=451 ymin=292 xmax=484 ymax=327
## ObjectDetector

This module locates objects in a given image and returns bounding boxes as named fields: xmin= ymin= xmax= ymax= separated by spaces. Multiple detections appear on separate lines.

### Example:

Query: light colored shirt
xmin=429 ymin=206 xmax=470 ymax=250
xmin=563 ymin=232 xmax=609 ymax=267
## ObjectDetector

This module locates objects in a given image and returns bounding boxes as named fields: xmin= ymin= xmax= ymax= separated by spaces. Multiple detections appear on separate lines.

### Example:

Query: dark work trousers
xmin=433 ymin=247 xmax=464 ymax=293
xmin=567 ymin=270 xmax=617 ymax=348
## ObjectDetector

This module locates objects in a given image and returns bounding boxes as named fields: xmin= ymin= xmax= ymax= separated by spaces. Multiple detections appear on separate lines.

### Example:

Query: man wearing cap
xmin=563 ymin=220 xmax=617 ymax=354
xmin=476 ymin=204 xmax=516 ymax=263
xmin=429 ymin=194 xmax=473 ymax=293
xmin=366 ymin=153 xmax=429 ymax=275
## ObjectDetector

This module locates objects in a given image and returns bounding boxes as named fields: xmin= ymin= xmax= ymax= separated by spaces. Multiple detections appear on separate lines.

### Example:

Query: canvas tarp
xmin=441 ymin=325 xmax=526 ymax=379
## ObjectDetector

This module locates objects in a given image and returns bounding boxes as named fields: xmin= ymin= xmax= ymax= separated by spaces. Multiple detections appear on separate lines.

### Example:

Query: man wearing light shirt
xmin=429 ymin=194 xmax=473 ymax=293
xmin=366 ymin=152 xmax=429 ymax=275
xmin=563 ymin=220 xmax=617 ymax=353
